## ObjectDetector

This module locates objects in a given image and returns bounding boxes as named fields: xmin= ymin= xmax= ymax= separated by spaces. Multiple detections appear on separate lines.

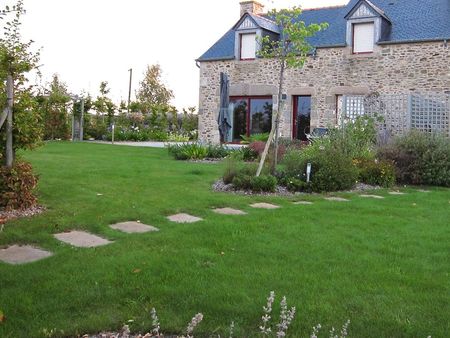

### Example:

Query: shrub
xmin=206 ymin=144 xmax=232 ymax=159
xmin=222 ymin=156 xmax=241 ymax=184
xmin=232 ymin=173 xmax=253 ymax=190
xmin=248 ymin=141 xmax=287 ymax=164
xmin=250 ymin=175 xmax=277 ymax=192
xmin=167 ymin=132 xmax=190 ymax=142
xmin=282 ymin=146 xmax=358 ymax=192
xmin=378 ymin=130 xmax=450 ymax=186
xmin=239 ymin=146 xmax=259 ymax=162
xmin=355 ymin=159 xmax=396 ymax=187
xmin=248 ymin=141 xmax=266 ymax=156
xmin=285 ymin=177 xmax=311 ymax=193
xmin=0 ymin=161 xmax=39 ymax=211
xmin=168 ymin=143 xmax=207 ymax=160
xmin=309 ymin=149 xmax=358 ymax=192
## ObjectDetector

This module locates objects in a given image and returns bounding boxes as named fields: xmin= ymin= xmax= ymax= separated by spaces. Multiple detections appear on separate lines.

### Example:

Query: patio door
xmin=293 ymin=96 xmax=311 ymax=141
xmin=229 ymin=96 xmax=272 ymax=142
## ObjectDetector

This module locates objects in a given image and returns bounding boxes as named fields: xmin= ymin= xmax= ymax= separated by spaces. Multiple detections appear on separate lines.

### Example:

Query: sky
xmin=15 ymin=0 xmax=348 ymax=111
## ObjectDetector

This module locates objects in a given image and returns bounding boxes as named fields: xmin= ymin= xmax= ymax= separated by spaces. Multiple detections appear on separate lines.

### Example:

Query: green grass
xmin=0 ymin=142 xmax=449 ymax=337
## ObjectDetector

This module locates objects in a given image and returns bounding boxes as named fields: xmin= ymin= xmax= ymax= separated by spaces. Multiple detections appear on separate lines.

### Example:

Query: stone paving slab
xmin=167 ymin=213 xmax=203 ymax=223
xmin=416 ymin=189 xmax=431 ymax=193
xmin=213 ymin=208 xmax=247 ymax=215
xmin=324 ymin=197 xmax=349 ymax=202
xmin=110 ymin=221 xmax=159 ymax=233
xmin=389 ymin=191 xmax=406 ymax=195
xmin=0 ymin=245 xmax=53 ymax=264
xmin=293 ymin=201 xmax=314 ymax=205
xmin=54 ymin=231 xmax=112 ymax=248
xmin=250 ymin=203 xmax=280 ymax=209
xmin=360 ymin=194 xmax=385 ymax=199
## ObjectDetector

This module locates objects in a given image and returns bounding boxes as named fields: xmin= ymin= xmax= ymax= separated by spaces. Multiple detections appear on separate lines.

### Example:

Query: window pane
xmin=353 ymin=22 xmax=374 ymax=53
xmin=250 ymin=98 xmax=272 ymax=135
xmin=295 ymin=96 xmax=311 ymax=141
xmin=230 ymin=99 xmax=247 ymax=141
xmin=241 ymin=34 xmax=256 ymax=59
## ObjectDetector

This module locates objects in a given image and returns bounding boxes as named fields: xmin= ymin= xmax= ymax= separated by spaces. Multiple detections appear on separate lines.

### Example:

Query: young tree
xmin=256 ymin=7 xmax=327 ymax=176
xmin=38 ymin=74 xmax=71 ymax=140
xmin=90 ymin=81 xmax=115 ymax=139
xmin=136 ymin=64 xmax=174 ymax=114
xmin=0 ymin=0 xmax=42 ymax=168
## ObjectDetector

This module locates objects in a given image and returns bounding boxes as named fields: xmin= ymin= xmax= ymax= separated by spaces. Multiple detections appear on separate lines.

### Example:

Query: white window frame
xmin=240 ymin=33 xmax=256 ymax=60
xmin=352 ymin=22 xmax=375 ymax=54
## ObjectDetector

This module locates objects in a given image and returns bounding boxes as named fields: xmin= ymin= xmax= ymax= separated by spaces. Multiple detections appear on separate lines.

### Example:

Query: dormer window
xmin=345 ymin=0 xmax=392 ymax=55
xmin=233 ymin=10 xmax=280 ymax=62
xmin=240 ymin=33 xmax=256 ymax=60
xmin=352 ymin=22 xmax=375 ymax=54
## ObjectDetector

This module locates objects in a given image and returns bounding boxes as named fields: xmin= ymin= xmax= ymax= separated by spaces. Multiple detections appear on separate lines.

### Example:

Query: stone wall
xmin=198 ymin=41 xmax=450 ymax=143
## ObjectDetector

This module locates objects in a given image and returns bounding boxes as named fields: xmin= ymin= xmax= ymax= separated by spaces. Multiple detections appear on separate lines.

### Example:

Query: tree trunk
xmin=256 ymin=60 xmax=285 ymax=177
xmin=272 ymin=61 xmax=285 ymax=174
xmin=5 ymin=74 xmax=14 ymax=168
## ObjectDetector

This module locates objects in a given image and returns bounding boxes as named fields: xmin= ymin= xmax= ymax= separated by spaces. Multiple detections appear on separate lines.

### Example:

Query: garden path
xmin=0 ymin=189 xmax=411 ymax=264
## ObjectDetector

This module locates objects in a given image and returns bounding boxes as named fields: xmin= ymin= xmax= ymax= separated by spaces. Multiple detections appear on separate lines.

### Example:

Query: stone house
xmin=196 ymin=0 xmax=450 ymax=143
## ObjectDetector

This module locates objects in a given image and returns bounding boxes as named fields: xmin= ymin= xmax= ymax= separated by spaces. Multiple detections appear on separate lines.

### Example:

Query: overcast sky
xmin=16 ymin=0 xmax=347 ymax=111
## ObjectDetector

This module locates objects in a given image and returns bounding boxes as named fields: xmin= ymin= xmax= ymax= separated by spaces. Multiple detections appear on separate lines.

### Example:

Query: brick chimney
xmin=240 ymin=1 xmax=264 ymax=17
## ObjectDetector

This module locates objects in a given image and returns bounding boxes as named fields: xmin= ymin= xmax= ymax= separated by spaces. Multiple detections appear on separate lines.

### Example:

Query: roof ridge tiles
xmin=301 ymin=5 xmax=347 ymax=12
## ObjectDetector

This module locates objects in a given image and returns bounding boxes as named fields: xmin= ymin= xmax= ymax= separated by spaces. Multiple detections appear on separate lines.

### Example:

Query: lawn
xmin=0 ymin=142 xmax=449 ymax=337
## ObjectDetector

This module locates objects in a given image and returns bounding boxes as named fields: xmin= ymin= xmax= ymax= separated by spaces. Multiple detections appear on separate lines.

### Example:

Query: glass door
xmin=293 ymin=96 xmax=311 ymax=141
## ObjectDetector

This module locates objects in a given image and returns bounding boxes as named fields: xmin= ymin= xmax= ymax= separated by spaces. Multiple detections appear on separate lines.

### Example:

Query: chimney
xmin=239 ymin=1 xmax=265 ymax=17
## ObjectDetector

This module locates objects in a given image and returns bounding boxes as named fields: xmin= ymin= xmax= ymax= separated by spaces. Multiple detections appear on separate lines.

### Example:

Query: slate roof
xmin=197 ymin=0 xmax=450 ymax=62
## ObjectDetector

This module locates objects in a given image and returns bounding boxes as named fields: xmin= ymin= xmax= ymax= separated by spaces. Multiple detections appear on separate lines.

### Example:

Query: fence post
xmin=406 ymin=94 xmax=413 ymax=133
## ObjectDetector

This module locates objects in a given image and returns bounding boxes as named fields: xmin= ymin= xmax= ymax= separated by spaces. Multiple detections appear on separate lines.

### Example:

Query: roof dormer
xmin=345 ymin=0 xmax=391 ymax=54
xmin=233 ymin=13 xmax=280 ymax=61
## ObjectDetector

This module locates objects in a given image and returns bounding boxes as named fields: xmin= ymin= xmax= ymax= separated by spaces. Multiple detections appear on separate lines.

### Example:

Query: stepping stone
xmin=389 ymin=191 xmax=406 ymax=195
xmin=250 ymin=203 xmax=280 ymax=209
xmin=324 ymin=197 xmax=349 ymax=202
xmin=213 ymin=208 xmax=247 ymax=215
xmin=293 ymin=201 xmax=313 ymax=205
xmin=110 ymin=221 xmax=159 ymax=233
xmin=0 ymin=245 xmax=52 ymax=265
xmin=416 ymin=189 xmax=431 ymax=193
xmin=360 ymin=194 xmax=385 ymax=199
xmin=54 ymin=231 xmax=112 ymax=248
xmin=167 ymin=213 xmax=203 ymax=223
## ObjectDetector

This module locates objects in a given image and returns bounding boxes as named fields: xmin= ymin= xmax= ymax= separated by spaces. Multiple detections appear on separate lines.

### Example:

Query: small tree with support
xmin=0 ymin=1 xmax=42 ymax=210
xmin=256 ymin=7 xmax=327 ymax=176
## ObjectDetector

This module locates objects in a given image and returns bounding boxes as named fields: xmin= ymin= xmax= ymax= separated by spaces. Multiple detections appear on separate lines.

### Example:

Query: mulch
xmin=0 ymin=205 xmax=46 ymax=226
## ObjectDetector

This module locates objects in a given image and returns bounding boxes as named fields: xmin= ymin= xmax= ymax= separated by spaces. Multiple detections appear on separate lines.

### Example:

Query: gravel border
xmin=0 ymin=205 xmax=46 ymax=225
xmin=212 ymin=179 xmax=381 ymax=196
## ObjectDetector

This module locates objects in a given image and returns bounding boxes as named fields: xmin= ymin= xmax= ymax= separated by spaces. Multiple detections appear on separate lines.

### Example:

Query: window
xmin=352 ymin=22 xmax=374 ymax=54
xmin=240 ymin=33 xmax=256 ymax=60
xmin=229 ymin=97 xmax=272 ymax=141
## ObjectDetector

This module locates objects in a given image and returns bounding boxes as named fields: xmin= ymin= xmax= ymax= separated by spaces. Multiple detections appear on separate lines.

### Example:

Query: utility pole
xmin=127 ymin=68 xmax=132 ymax=114
xmin=5 ymin=74 xmax=14 ymax=168
xmin=80 ymin=98 xmax=84 ymax=141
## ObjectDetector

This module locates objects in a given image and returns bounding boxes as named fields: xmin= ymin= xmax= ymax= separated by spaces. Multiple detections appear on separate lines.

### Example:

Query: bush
xmin=168 ymin=143 xmax=208 ymax=160
xmin=250 ymin=175 xmax=277 ymax=192
xmin=378 ymin=130 xmax=450 ymax=186
xmin=0 ymin=161 xmax=39 ymax=211
xmin=282 ymin=146 xmax=358 ymax=192
xmin=308 ymin=148 xmax=358 ymax=192
xmin=285 ymin=177 xmax=311 ymax=193
xmin=355 ymin=159 xmax=396 ymax=187
xmin=239 ymin=146 xmax=259 ymax=162
xmin=222 ymin=156 xmax=241 ymax=184
xmin=232 ymin=173 xmax=253 ymax=190
xmin=206 ymin=144 xmax=232 ymax=159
